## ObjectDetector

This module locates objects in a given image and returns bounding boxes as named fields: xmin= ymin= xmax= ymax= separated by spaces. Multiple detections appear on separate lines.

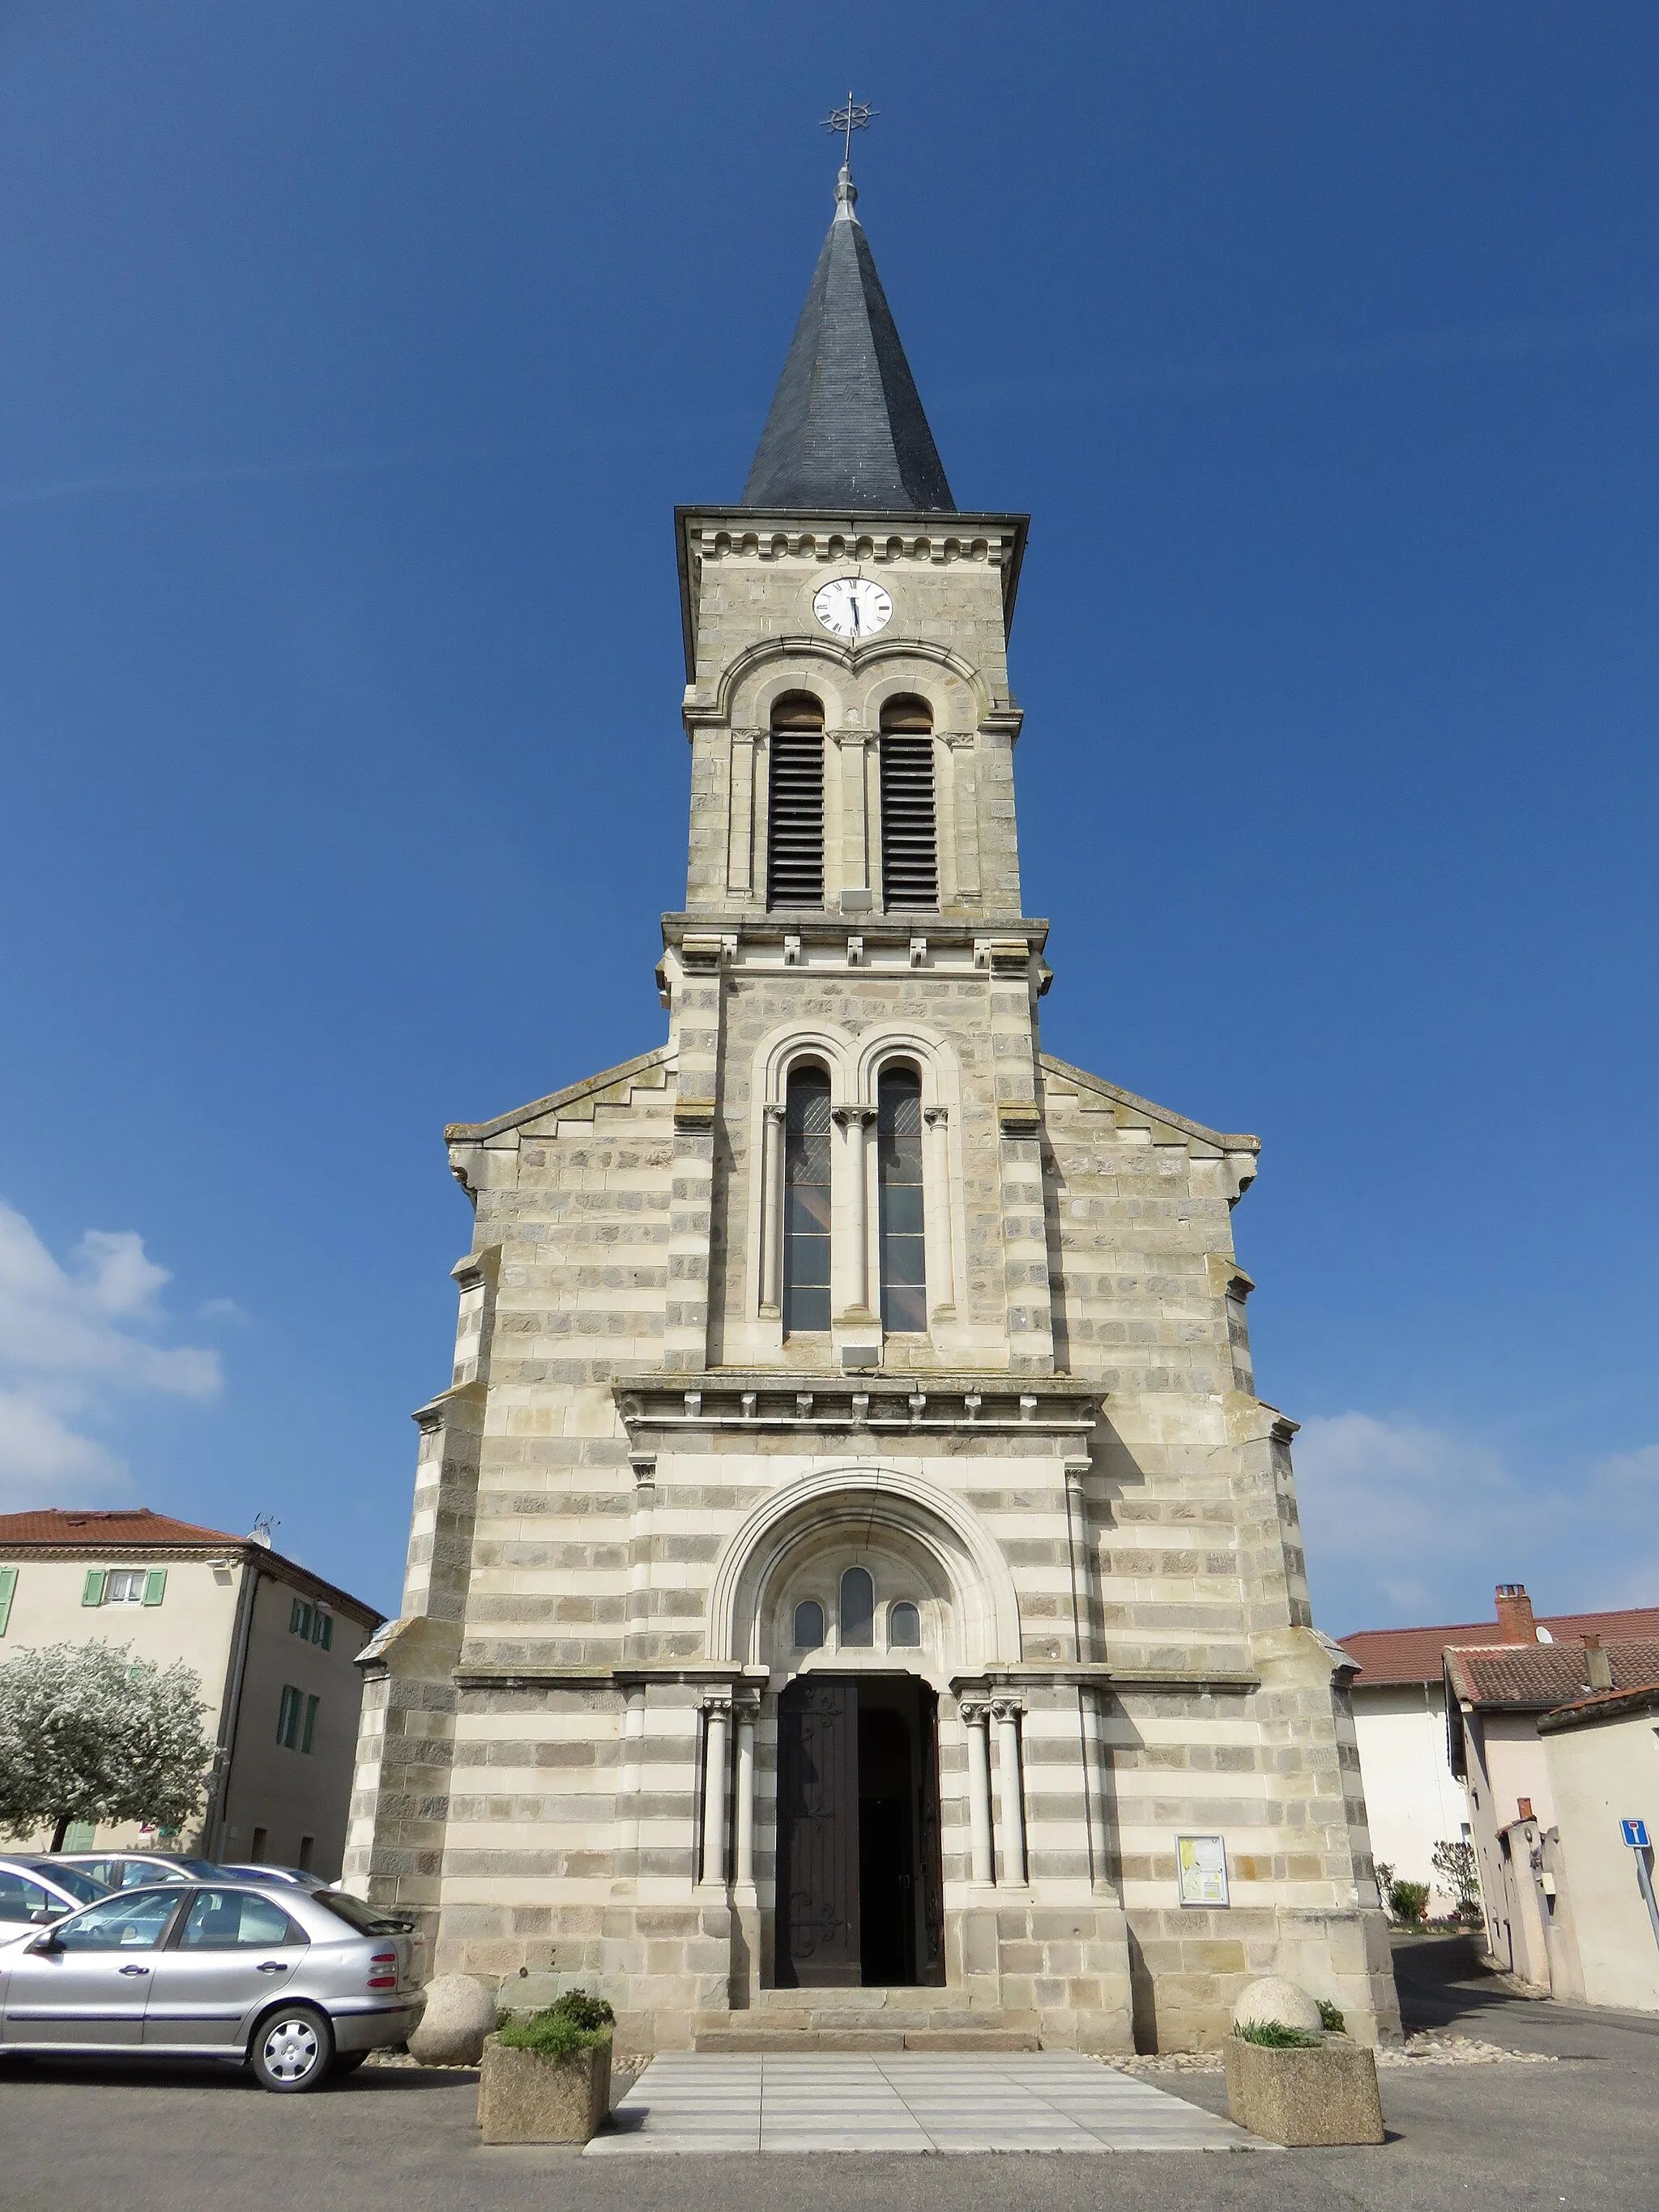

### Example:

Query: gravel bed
xmin=1102 ymin=2031 xmax=1555 ymax=2075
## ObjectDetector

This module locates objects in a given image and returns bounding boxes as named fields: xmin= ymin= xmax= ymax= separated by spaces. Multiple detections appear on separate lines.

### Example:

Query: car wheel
xmin=331 ymin=2051 xmax=369 ymax=2078
xmin=251 ymin=2004 xmax=334 ymax=2093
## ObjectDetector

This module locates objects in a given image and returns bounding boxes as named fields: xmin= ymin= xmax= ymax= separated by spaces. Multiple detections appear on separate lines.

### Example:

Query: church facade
xmin=346 ymin=168 xmax=1401 ymax=2054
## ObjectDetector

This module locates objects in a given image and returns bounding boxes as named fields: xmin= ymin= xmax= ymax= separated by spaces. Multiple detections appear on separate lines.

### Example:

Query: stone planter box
xmin=476 ymin=2036 xmax=611 ymax=2146
xmin=1225 ymin=2036 xmax=1384 ymax=2147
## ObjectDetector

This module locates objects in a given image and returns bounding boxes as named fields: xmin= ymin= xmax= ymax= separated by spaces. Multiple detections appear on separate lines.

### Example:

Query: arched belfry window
xmin=783 ymin=1064 xmax=832 ymax=1335
xmin=877 ymin=1065 xmax=927 ymax=1332
xmin=768 ymin=693 xmax=825 ymax=909
xmin=839 ymin=1566 xmax=875 ymax=1648
xmin=879 ymin=696 xmax=937 ymax=910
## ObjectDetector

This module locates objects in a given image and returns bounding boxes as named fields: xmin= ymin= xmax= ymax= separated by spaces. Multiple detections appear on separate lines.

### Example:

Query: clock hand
xmin=848 ymin=591 xmax=859 ymax=637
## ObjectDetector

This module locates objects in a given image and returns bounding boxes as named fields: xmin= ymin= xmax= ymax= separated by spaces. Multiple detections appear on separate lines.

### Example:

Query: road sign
xmin=1622 ymin=1818 xmax=1650 ymax=1849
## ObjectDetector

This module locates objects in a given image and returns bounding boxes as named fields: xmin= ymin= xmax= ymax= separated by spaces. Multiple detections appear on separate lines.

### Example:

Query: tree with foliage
xmin=1431 ymin=1838 xmax=1483 ymax=1922
xmin=0 ymin=1642 xmax=216 ymax=1852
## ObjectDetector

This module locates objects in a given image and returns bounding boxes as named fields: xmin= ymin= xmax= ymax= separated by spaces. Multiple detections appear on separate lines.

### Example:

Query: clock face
xmin=813 ymin=576 xmax=893 ymax=640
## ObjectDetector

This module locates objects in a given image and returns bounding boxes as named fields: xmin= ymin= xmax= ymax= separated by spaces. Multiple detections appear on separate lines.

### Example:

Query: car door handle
xmin=118 ymin=1964 xmax=151 ymax=1977
xmin=256 ymin=1961 xmax=286 ymax=1972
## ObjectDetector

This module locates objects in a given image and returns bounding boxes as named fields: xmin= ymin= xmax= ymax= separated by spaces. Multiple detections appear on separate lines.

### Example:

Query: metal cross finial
xmin=821 ymin=92 xmax=876 ymax=175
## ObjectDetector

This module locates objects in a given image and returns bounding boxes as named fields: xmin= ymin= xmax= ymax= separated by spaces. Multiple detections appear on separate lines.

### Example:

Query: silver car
xmin=0 ymin=1859 xmax=110 ymax=1942
xmin=49 ymin=1852 xmax=224 ymax=1889
xmin=0 ymin=1879 xmax=424 ymax=2091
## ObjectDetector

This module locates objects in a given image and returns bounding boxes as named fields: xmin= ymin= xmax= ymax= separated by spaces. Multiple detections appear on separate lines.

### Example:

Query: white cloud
xmin=1295 ymin=1413 xmax=1659 ymax=1630
xmin=0 ymin=1202 xmax=223 ymax=1511
xmin=198 ymin=1297 xmax=249 ymax=1325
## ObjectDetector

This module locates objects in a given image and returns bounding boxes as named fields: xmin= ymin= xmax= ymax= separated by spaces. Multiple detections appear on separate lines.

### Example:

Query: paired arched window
xmin=880 ymin=696 xmax=937 ymax=910
xmin=877 ymin=1065 xmax=927 ymax=1332
xmin=782 ymin=1064 xmax=832 ymax=1334
xmin=778 ymin=1058 xmax=931 ymax=1338
xmin=767 ymin=693 xmax=825 ymax=909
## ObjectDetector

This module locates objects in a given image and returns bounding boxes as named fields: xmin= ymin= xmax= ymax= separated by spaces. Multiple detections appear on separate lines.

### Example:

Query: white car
xmin=0 ymin=1860 xmax=109 ymax=1942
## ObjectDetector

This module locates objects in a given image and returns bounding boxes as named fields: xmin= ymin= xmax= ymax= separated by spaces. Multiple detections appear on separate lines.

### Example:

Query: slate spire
xmin=742 ymin=169 xmax=956 ymax=514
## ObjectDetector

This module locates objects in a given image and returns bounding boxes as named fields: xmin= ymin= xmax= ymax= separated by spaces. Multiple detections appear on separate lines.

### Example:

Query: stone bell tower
xmin=347 ymin=156 xmax=1401 ymax=2057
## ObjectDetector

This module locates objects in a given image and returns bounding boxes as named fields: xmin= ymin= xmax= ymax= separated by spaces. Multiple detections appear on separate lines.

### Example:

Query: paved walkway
xmin=585 ymin=2049 xmax=1256 ymax=2154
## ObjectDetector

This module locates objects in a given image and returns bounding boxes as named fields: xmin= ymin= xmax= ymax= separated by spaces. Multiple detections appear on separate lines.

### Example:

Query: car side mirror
xmin=28 ymin=1909 xmax=53 ymax=1925
xmin=28 ymin=1929 xmax=61 ymax=1954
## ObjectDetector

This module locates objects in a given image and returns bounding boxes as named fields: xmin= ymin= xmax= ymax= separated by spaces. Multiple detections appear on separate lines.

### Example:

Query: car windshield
xmin=144 ymin=1857 xmax=223 ymax=1878
xmin=24 ymin=1863 xmax=108 ymax=1903
xmin=314 ymin=1891 xmax=412 ymax=1936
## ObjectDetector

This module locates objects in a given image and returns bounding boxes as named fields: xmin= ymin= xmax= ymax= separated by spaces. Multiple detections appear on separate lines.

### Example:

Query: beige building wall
xmin=1541 ymin=1712 xmax=1659 ymax=2012
xmin=1350 ymin=1685 xmax=1473 ymax=1916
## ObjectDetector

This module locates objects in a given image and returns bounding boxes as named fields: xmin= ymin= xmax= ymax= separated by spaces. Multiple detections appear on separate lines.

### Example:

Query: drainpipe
xmin=208 ymin=1549 xmax=261 ymax=1856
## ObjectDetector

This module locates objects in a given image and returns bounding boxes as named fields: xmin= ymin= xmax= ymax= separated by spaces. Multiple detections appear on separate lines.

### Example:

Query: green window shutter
xmin=289 ymin=1596 xmax=303 ymax=1634
xmin=82 ymin=1569 xmax=106 ymax=1607
xmin=301 ymin=1694 xmax=319 ymax=1754
xmin=0 ymin=1566 xmax=16 ymax=1634
xmin=143 ymin=1568 xmax=167 ymax=1606
xmin=318 ymin=1613 xmax=333 ymax=1652
xmin=278 ymin=1685 xmax=298 ymax=1748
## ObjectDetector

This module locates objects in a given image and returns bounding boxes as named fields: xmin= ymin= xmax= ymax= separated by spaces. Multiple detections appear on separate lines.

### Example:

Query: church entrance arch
xmin=775 ymin=1671 xmax=945 ymax=1989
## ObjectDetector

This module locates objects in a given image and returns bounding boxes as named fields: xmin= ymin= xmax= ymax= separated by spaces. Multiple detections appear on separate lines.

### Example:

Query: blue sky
xmin=2 ymin=3 xmax=1657 ymax=1635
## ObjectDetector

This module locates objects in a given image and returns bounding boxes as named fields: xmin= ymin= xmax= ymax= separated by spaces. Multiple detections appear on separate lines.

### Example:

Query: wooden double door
xmin=774 ymin=1675 xmax=945 ymax=1988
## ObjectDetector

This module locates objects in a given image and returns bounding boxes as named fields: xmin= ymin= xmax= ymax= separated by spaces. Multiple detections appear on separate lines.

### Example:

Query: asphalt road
xmin=0 ymin=1941 xmax=1652 ymax=2212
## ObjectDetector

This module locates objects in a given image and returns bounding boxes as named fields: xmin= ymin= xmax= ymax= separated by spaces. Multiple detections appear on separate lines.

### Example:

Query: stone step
xmin=693 ymin=2025 xmax=1043 ymax=2053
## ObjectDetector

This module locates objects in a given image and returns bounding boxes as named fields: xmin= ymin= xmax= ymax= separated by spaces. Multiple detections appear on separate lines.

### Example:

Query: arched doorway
xmin=775 ymin=1670 xmax=945 ymax=1988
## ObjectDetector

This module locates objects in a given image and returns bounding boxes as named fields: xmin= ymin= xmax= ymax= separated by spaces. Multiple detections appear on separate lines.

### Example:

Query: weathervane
xmin=821 ymin=92 xmax=876 ymax=176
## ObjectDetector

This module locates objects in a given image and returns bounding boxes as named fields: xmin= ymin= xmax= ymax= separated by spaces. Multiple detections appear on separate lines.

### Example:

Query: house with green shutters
xmin=0 ymin=1507 xmax=379 ymax=1875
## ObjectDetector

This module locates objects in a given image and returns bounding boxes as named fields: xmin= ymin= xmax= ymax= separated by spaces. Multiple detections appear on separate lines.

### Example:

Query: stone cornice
xmin=614 ymin=1370 xmax=1096 ymax=1440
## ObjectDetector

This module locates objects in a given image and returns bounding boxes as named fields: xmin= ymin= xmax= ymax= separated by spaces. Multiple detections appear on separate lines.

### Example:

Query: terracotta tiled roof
xmin=1337 ymin=1605 xmax=1659 ymax=1686
xmin=1444 ymin=1640 xmax=1659 ymax=1710
xmin=0 ymin=1507 xmax=383 ymax=1626
xmin=0 ymin=1507 xmax=245 ymax=1549
xmin=1538 ymin=1680 xmax=1659 ymax=1731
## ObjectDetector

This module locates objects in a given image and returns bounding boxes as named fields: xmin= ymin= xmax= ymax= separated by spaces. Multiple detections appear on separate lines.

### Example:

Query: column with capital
xmin=922 ymin=1103 xmax=954 ymax=1315
xmin=993 ymin=1698 xmax=1028 ymax=1888
xmin=834 ymin=727 xmax=873 ymax=911
xmin=700 ymin=1696 xmax=731 ymax=1888
xmin=961 ymin=1698 xmax=996 ymax=1886
xmin=732 ymin=1690 xmax=761 ymax=1898
xmin=760 ymin=1102 xmax=787 ymax=1315
xmin=833 ymin=1103 xmax=878 ymax=1318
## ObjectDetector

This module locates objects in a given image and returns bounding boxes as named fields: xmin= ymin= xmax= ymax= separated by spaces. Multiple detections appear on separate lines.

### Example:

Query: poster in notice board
xmin=1176 ymin=1833 xmax=1230 ymax=1907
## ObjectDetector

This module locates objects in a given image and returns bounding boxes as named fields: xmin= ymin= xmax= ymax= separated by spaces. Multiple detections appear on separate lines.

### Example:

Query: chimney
xmin=1495 ymin=1583 xmax=1537 ymax=1644
xmin=1584 ymin=1633 xmax=1614 ymax=1691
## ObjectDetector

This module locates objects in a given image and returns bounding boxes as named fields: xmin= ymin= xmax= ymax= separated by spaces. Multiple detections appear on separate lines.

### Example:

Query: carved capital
xmin=923 ymin=1105 xmax=949 ymax=1129
xmin=990 ymin=1696 xmax=1025 ymax=1723
xmin=833 ymin=1104 xmax=877 ymax=1130
xmin=764 ymin=1102 xmax=787 ymax=1124
xmin=958 ymin=1697 xmax=993 ymax=1728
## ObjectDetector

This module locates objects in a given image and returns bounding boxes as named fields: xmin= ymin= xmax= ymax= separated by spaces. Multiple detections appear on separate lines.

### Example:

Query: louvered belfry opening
xmin=879 ymin=696 xmax=937 ymax=910
xmin=767 ymin=692 xmax=826 ymax=909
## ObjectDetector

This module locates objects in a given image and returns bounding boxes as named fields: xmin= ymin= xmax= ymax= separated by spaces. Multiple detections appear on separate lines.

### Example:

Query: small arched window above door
xmin=839 ymin=1566 xmax=875 ymax=1648
xmin=793 ymin=1600 xmax=825 ymax=1650
xmin=889 ymin=1600 xmax=921 ymax=1648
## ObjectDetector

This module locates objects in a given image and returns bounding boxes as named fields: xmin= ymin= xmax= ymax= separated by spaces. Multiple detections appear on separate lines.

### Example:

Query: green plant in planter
xmin=1316 ymin=2000 xmax=1346 ymax=2034
xmin=496 ymin=1991 xmax=613 ymax=2065
xmin=1235 ymin=2020 xmax=1322 ymax=2048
